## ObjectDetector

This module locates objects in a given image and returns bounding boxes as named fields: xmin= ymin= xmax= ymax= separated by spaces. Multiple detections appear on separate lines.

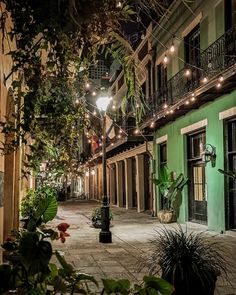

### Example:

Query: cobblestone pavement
xmin=50 ymin=200 xmax=236 ymax=295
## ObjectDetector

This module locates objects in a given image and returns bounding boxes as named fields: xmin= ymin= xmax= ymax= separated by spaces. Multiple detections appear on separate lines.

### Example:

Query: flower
xmin=57 ymin=223 xmax=70 ymax=232
xmin=56 ymin=223 xmax=70 ymax=243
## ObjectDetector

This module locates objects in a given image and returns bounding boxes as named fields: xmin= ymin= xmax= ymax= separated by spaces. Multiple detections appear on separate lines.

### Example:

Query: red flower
xmin=57 ymin=223 xmax=70 ymax=232
xmin=56 ymin=223 xmax=70 ymax=243
xmin=5 ymin=236 xmax=14 ymax=242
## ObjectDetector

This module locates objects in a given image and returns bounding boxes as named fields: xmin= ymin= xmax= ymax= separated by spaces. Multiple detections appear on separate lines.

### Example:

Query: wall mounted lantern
xmin=201 ymin=144 xmax=216 ymax=167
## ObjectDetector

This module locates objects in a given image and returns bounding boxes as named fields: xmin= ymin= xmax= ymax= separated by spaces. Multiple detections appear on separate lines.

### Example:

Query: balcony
xmin=143 ymin=26 xmax=236 ymax=126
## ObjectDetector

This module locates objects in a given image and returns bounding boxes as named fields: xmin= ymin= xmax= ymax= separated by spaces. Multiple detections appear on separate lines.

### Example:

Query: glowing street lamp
xmin=96 ymin=95 xmax=112 ymax=243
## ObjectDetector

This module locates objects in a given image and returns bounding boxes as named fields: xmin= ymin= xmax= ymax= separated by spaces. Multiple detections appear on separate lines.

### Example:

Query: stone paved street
xmin=50 ymin=200 xmax=236 ymax=295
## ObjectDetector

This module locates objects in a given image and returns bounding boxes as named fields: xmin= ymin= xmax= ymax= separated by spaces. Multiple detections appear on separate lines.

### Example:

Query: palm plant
xmin=145 ymin=227 xmax=228 ymax=295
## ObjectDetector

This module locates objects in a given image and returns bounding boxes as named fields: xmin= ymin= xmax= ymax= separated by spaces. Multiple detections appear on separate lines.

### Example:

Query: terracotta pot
xmin=157 ymin=210 xmax=176 ymax=223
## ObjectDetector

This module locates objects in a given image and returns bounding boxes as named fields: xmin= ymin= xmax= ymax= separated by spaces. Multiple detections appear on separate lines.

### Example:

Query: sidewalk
xmin=51 ymin=200 xmax=236 ymax=295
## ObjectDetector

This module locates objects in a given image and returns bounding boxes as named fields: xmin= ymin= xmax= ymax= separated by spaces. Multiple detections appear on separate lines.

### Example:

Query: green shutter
xmin=178 ymin=41 xmax=185 ymax=70
xmin=215 ymin=0 xmax=225 ymax=38
xmin=200 ymin=17 xmax=208 ymax=50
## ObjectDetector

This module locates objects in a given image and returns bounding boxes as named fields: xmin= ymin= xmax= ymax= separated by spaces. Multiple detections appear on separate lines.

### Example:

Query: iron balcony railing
xmin=144 ymin=26 xmax=236 ymax=118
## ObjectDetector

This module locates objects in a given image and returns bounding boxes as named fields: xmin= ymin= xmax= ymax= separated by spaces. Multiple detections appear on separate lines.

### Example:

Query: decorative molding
xmin=181 ymin=12 xmax=203 ymax=38
xmin=156 ymin=134 xmax=168 ymax=144
xmin=181 ymin=119 xmax=208 ymax=135
xmin=219 ymin=106 xmax=236 ymax=120
xmin=107 ymin=142 xmax=153 ymax=164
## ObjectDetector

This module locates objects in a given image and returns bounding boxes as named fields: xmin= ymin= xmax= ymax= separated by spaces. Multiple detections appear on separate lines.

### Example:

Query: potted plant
xmin=145 ymin=227 xmax=227 ymax=295
xmin=91 ymin=207 xmax=113 ymax=228
xmin=153 ymin=167 xmax=188 ymax=223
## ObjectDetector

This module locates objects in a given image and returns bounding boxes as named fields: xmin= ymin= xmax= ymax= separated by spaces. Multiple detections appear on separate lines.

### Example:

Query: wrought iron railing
xmin=144 ymin=26 xmax=236 ymax=119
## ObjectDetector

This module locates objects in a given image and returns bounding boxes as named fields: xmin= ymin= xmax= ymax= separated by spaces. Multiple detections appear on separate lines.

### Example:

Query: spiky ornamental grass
xmin=144 ymin=226 xmax=230 ymax=295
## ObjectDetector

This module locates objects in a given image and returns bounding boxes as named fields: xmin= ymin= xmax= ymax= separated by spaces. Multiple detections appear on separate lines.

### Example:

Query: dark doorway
xmin=131 ymin=157 xmax=137 ymax=207
xmin=225 ymin=0 xmax=236 ymax=31
xmin=187 ymin=130 xmax=207 ymax=223
xmin=226 ymin=119 xmax=236 ymax=229
xmin=144 ymin=154 xmax=152 ymax=210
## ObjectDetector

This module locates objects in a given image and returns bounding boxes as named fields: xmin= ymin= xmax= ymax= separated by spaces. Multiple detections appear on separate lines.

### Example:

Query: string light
xmin=117 ymin=134 xmax=121 ymax=139
xmin=166 ymin=110 xmax=170 ymax=114
xmin=93 ymin=110 xmax=97 ymax=115
xmin=85 ymin=113 xmax=90 ymax=118
xmin=185 ymin=100 xmax=190 ymax=105
xmin=150 ymin=121 xmax=155 ymax=128
xmin=185 ymin=68 xmax=191 ymax=76
xmin=116 ymin=1 xmax=122 ymax=8
xmin=99 ymin=142 xmax=102 ymax=146
xmin=111 ymin=143 xmax=114 ymax=146
xmin=191 ymin=96 xmax=195 ymax=101
xmin=134 ymin=128 xmax=139 ymax=134
xmin=85 ymin=82 xmax=90 ymax=89
xmin=163 ymin=103 xmax=168 ymax=109
xmin=112 ymin=105 xmax=116 ymax=110
xmin=216 ymin=82 xmax=221 ymax=88
xmin=119 ymin=129 xmax=122 ymax=134
xmin=101 ymin=135 xmax=104 ymax=139
xmin=202 ymin=77 xmax=208 ymax=83
xmin=170 ymin=109 xmax=174 ymax=114
xmin=92 ymin=91 xmax=96 ymax=96
xmin=91 ymin=169 xmax=95 ymax=176
xmin=75 ymin=98 xmax=79 ymax=104
xmin=219 ymin=75 xmax=224 ymax=82
xmin=88 ymin=139 xmax=91 ymax=143
xmin=163 ymin=54 xmax=168 ymax=63
xmin=100 ymin=152 xmax=103 ymax=156
xmin=170 ymin=43 xmax=175 ymax=53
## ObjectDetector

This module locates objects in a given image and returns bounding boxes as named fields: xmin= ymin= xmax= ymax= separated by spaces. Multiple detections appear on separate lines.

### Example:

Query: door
xmin=226 ymin=119 xmax=236 ymax=229
xmin=187 ymin=130 xmax=207 ymax=223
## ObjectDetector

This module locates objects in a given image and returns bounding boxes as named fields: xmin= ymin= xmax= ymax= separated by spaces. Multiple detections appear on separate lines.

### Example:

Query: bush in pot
xmin=144 ymin=227 xmax=228 ymax=295
xmin=153 ymin=167 xmax=188 ymax=223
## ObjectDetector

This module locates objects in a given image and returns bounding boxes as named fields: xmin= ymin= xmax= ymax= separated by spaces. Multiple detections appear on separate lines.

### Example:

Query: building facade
xmin=86 ymin=0 xmax=236 ymax=233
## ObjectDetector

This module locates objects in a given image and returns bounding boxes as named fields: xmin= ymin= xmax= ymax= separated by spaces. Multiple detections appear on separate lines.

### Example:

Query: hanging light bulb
xmin=191 ymin=96 xmax=195 ymax=101
xmin=101 ymin=135 xmax=104 ymax=139
xmin=88 ymin=139 xmax=91 ymax=143
xmin=170 ymin=43 xmax=175 ymax=53
xmin=91 ymin=169 xmax=95 ymax=176
xmin=99 ymin=142 xmax=102 ymax=146
xmin=75 ymin=98 xmax=79 ymax=104
xmin=85 ymin=171 xmax=89 ymax=177
xmin=92 ymin=91 xmax=96 ymax=96
xmin=85 ymin=113 xmax=90 ymax=118
xmin=134 ymin=128 xmax=139 ymax=134
xmin=163 ymin=54 xmax=168 ymax=64
xmin=118 ymin=134 xmax=121 ymax=139
xmin=93 ymin=110 xmax=97 ymax=115
xmin=166 ymin=110 xmax=170 ymax=114
xmin=112 ymin=104 xmax=116 ymax=110
xmin=216 ymin=82 xmax=222 ymax=88
xmin=185 ymin=68 xmax=191 ymax=76
xmin=150 ymin=122 xmax=155 ymax=128
xmin=111 ymin=142 xmax=114 ymax=146
xmin=202 ymin=76 xmax=208 ymax=83
xmin=119 ymin=129 xmax=122 ymax=134
xmin=219 ymin=75 xmax=224 ymax=82
xmin=185 ymin=100 xmax=190 ymax=105
xmin=86 ymin=131 xmax=89 ymax=136
xmin=163 ymin=103 xmax=168 ymax=109
xmin=170 ymin=109 xmax=174 ymax=114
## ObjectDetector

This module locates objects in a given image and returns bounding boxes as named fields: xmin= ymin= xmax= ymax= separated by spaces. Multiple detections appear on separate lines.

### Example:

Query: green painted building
xmin=146 ymin=0 xmax=236 ymax=232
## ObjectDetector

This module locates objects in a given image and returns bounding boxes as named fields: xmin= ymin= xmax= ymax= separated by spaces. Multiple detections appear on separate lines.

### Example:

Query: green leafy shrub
xmin=91 ymin=207 xmax=113 ymax=228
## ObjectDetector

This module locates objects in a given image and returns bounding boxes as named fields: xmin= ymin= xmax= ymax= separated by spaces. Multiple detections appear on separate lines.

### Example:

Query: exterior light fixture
xmin=96 ymin=96 xmax=112 ymax=111
xmin=201 ymin=144 xmax=216 ymax=167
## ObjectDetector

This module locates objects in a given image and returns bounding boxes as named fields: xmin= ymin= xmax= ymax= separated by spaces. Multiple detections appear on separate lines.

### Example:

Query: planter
xmin=157 ymin=210 xmax=176 ymax=223
xmin=92 ymin=220 xmax=102 ymax=228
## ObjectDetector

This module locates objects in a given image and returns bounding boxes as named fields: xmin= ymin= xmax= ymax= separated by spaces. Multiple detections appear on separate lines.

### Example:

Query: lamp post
xmin=96 ymin=96 xmax=112 ymax=243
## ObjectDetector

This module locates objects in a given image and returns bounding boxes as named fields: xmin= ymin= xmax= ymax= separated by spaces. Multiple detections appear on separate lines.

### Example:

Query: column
xmin=135 ymin=154 xmax=145 ymax=213
xmin=124 ymin=158 xmax=133 ymax=209
xmin=109 ymin=164 xmax=115 ymax=204
xmin=116 ymin=161 xmax=124 ymax=207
